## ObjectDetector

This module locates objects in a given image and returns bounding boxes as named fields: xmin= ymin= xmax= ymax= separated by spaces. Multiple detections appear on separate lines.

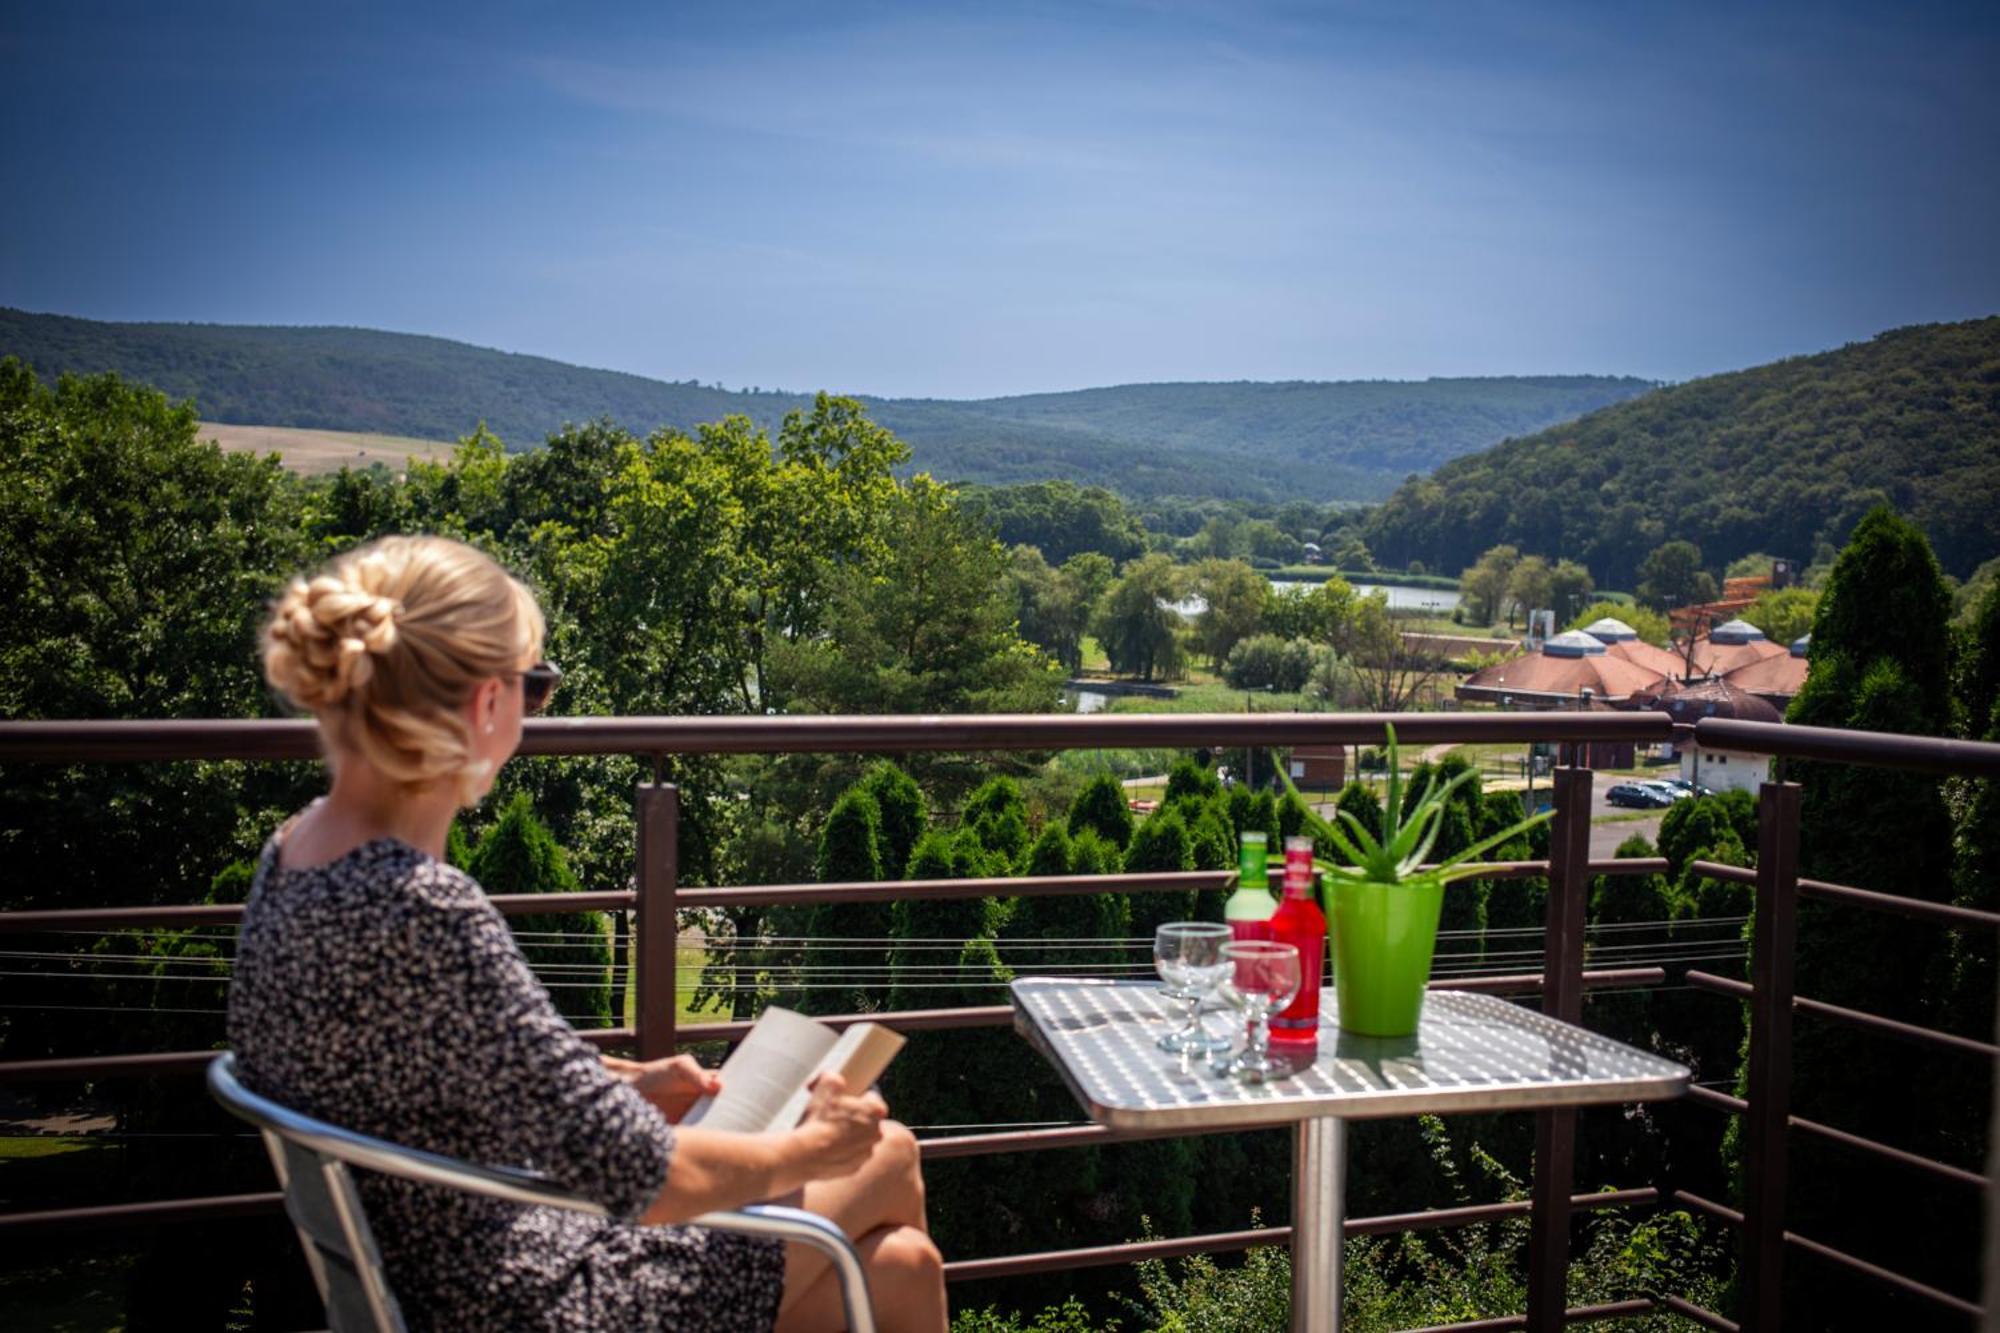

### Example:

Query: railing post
xmin=635 ymin=780 xmax=680 ymax=1061
xmin=1526 ymin=763 xmax=1594 ymax=1331
xmin=1741 ymin=780 xmax=1800 ymax=1331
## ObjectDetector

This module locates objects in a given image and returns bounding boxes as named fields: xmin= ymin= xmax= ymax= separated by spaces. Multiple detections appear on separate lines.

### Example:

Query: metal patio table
xmin=1010 ymin=978 xmax=1690 ymax=1333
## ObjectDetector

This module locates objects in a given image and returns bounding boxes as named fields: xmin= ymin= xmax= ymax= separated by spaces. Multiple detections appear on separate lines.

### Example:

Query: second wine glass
xmin=1154 ymin=922 xmax=1233 ymax=1054
xmin=1215 ymin=939 xmax=1304 ymax=1083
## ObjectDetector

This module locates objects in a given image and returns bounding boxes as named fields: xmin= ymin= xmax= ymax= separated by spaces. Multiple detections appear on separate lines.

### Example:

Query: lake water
xmin=1170 ymin=581 xmax=1462 ymax=617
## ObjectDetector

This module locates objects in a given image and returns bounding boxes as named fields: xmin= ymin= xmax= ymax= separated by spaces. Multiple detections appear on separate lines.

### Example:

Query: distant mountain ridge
xmin=0 ymin=306 xmax=1653 ymax=502
xmin=1362 ymin=316 xmax=2000 ymax=584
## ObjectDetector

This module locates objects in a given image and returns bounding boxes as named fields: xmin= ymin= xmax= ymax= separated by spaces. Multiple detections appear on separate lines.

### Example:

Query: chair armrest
xmin=691 ymin=1204 xmax=876 ymax=1333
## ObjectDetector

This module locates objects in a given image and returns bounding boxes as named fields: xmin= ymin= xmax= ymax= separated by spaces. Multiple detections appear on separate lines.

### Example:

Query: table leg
xmin=1291 ymin=1115 xmax=1346 ymax=1333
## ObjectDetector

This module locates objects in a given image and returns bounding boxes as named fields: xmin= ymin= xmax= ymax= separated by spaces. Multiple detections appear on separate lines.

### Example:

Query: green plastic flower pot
xmin=1330 ymin=877 xmax=1444 ymax=1037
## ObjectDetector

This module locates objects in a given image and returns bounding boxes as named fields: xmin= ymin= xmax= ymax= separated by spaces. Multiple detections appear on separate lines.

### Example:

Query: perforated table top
xmin=1010 ymin=978 xmax=1690 ymax=1130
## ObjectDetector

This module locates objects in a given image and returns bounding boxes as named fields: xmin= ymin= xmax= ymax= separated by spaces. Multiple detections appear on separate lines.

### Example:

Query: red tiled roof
xmin=1724 ymin=651 xmax=1809 ymax=702
xmin=1457 ymin=650 xmax=1666 ymax=702
xmin=1693 ymin=637 xmax=1788 ymax=675
xmin=1604 ymin=638 xmax=1687 ymax=677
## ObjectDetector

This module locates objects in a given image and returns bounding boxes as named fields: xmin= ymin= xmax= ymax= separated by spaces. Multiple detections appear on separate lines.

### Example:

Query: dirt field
xmin=199 ymin=421 xmax=452 ymax=475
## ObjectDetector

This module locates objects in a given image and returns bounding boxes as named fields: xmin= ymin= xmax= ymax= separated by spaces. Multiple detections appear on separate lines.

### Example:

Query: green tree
xmin=1067 ymin=772 xmax=1135 ymax=849
xmin=1657 ymin=795 xmax=1745 ymax=877
xmin=1458 ymin=544 xmax=1520 ymax=626
xmin=961 ymin=480 xmax=1148 ymax=566
xmin=858 ymin=761 xmax=928 ymax=880
xmin=1635 ymin=541 xmax=1718 ymax=612
xmin=1264 ymin=575 xmax=1359 ymax=644
xmin=772 ymin=475 xmax=1064 ymax=717
xmin=1743 ymin=587 xmax=1819 ymax=646
xmin=1123 ymin=807 xmax=1197 ymax=939
xmin=1548 ymin=559 xmax=1596 ymax=624
xmin=1778 ymin=506 xmax=1961 ymax=1325
xmin=467 ymin=794 xmax=613 ymax=1027
xmin=1502 ymin=555 xmax=1554 ymax=629
xmin=1165 ymin=757 xmax=1222 ymax=806
xmin=1724 ymin=551 xmax=1785 ymax=580
xmin=1193 ymin=558 xmax=1272 ymax=668
xmin=801 ymin=788 xmax=888 ymax=1015
xmin=1001 ymin=823 xmax=1127 ymax=971
xmin=1092 ymin=553 xmax=1187 ymax=681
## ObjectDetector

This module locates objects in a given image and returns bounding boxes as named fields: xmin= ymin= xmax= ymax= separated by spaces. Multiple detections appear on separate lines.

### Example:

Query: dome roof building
xmin=1630 ymin=675 xmax=1784 ymax=725
xmin=1692 ymin=618 xmax=1789 ymax=675
xmin=1582 ymin=617 xmax=1640 ymax=642
xmin=1455 ymin=632 xmax=1667 ymax=708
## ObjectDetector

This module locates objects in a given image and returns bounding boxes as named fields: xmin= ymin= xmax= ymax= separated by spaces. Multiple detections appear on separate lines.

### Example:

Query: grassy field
xmin=200 ymin=421 xmax=453 ymax=476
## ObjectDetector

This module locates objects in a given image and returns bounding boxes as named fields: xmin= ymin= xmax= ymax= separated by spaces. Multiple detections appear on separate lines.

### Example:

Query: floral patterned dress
xmin=227 ymin=833 xmax=785 ymax=1332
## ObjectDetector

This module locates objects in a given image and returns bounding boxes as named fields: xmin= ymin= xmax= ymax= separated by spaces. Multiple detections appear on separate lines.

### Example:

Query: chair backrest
xmin=209 ymin=1053 xmax=877 ymax=1333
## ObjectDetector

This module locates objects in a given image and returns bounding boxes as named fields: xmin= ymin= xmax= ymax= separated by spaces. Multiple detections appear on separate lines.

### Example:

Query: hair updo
xmin=263 ymin=535 xmax=545 ymax=801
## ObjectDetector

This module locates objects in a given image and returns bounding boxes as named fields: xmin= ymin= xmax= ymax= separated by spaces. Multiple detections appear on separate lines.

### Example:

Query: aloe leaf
xmin=1318 ymin=815 xmax=1371 ymax=868
xmin=1382 ymin=724 xmax=1402 ymax=841
xmin=1384 ymin=796 xmax=1439 ymax=864
xmin=1403 ymin=801 xmax=1452 ymax=872
xmin=1336 ymin=807 xmax=1384 ymax=860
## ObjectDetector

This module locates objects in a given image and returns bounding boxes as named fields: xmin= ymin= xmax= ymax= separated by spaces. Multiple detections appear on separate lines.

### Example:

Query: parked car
xmin=1657 ymin=777 xmax=1714 ymax=798
xmin=1631 ymin=779 xmax=1693 ymax=801
xmin=1606 ymin=782 xmax=1675 ymax=809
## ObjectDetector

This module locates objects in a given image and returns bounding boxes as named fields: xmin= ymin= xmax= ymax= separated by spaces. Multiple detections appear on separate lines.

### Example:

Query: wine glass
xmin=1153 ymin=922 xmax=1233 ymax=1054
xmin=1214 ymin=940 xmax=1303 ymax=1083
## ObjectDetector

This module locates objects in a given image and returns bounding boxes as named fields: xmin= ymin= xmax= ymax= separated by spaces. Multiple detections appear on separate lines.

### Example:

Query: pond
xmin=1170 ymin=581 xmax=1463 ymax=617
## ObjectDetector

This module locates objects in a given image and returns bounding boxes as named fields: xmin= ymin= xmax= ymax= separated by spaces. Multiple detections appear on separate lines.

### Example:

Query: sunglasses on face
xmin=517 ymin=662 xmax=562 ymax=715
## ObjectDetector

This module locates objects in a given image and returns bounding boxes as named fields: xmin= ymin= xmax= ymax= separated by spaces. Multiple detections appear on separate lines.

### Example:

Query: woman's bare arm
xmin=640 ymin=1073 xmax=886 ymax=1226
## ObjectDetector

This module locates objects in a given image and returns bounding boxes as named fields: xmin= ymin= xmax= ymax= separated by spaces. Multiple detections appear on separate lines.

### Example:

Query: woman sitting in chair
xmin=229 ymin=535 xmax=944 ymax=1333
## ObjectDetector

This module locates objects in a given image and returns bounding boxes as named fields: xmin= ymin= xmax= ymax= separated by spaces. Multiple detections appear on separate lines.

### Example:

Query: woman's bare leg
xmin=776 ymin=1120 xmax=933 ymax=1319
xmin=774 ymin=1223 xmax=944 ymax=1333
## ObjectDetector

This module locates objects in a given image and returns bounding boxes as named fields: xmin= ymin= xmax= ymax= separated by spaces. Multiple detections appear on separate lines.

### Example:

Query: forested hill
xmin=1363 ymin=317 xmax=2000 ymax=585
xmin=0 ymin=307 xmax=1650 ymax=502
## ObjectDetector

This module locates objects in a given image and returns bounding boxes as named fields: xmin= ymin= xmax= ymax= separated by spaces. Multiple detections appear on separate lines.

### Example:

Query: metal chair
xmin=209 ymin=1054 xmax=876 ymax=1333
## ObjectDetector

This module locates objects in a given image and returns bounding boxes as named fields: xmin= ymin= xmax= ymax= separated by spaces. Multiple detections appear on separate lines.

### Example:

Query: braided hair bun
xmin=262 ymin=536 xmax=543 ymax=800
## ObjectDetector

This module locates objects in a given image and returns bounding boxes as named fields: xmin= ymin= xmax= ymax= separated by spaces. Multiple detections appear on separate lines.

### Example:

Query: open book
xmin=680 ymin=1007 xmax=906 ymax=1134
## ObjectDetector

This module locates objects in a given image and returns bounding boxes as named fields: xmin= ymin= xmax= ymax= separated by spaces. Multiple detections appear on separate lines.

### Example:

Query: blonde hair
xmin=263 ymin=536 xmax=545 ymax=802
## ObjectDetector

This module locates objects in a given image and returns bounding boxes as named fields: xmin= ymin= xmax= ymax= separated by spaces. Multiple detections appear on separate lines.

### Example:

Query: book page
xmin=769 ymin=1023 xmax=908 ymax=1131
xmin=679 ymin=1007 xmax=837 ymax=1134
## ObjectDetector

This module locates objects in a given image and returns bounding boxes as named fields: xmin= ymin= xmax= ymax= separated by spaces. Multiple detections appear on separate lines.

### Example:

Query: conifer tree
xmin=1066 ymin=827 xmax=1131 ymax=944
xmin=1771 ymin=506 xmax=1961 ymax=1324
xmin=1277 ymin=789 xmax=1311 ymax=841
xmin=1165 ymin=756 xmax=1221 ymax=806
xmin=1066 ymin=771 xmax=1134 ymax=849
xmin=1002 ymin=822 xmax=1125 ymax=972
xmin=801 ymin=788 xmax=887 ymax=1015
xmin=467 ymin=794 xmax=612 ymax=1026
xmin=1123 ymin=807 xmax=1196 ymax=939
xmin=858 ymin=761 xmax=927 ymax=879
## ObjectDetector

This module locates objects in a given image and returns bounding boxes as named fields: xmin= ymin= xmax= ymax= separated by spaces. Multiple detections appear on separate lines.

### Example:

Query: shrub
xmin=1164 ymin=757 xmax=1221 ymax=806
xmin=859 ymin=761 xmax=928 ymax=880
xmin=1222 ymin=634 xmax=1317 ymax=692
xmin=1123 ymin=808 xmax=1196 ymax=938
xmin=1069 ymin=772 xmax=1135 ymax=849
xmin=467 ymin=794 xmax=612 ymax=1027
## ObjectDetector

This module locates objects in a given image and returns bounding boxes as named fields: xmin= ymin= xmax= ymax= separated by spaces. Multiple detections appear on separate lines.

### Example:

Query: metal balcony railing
xmin=3 ymin=709 xmax=1998 ymax=1331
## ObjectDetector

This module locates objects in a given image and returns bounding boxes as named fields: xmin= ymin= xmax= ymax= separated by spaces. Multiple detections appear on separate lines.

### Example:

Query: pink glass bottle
xmin=1267 ymin=835 xmax=1327 ymax=1058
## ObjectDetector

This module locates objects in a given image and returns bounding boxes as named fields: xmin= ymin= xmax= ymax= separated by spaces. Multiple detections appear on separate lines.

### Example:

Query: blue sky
xmin=2 ymin=1 xmax=1996 ymax=398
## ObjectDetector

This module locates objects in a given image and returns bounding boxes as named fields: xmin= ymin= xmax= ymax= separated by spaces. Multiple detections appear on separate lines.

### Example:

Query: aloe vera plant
xmin=1279 ymin=723 xmax=1552 ymax=896
xmin=1272 ymin=725 xmax=1560 ymax=1034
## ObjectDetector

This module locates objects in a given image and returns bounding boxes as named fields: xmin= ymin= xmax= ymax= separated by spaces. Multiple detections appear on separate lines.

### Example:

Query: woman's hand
xmin=781 ymin=1072 xmax=886 ymax=1185
xmin=606 ymin=1054 xmax=721 ymax=1123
